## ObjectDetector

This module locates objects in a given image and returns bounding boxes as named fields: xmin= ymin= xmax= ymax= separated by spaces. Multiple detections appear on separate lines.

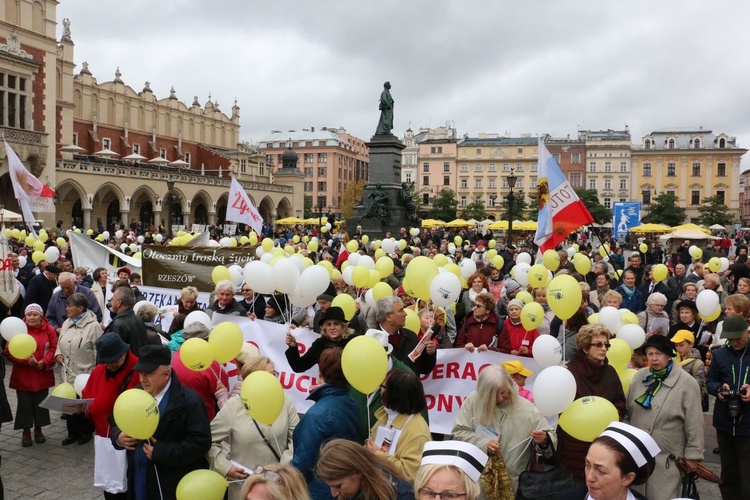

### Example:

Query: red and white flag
xmin=4 ymin=139 xmax=55 ymax=233
xmin=227 ymin=177 xmax=263 ymax=235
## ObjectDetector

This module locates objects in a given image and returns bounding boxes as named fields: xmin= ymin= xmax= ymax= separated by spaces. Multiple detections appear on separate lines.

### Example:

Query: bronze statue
xmin=375 ymin=82 xmax=394 ymax=135
xmin=363 ymin=184 xmax=389 ymax=223
xmin=400 ymin=182 xmax=417 ymax=217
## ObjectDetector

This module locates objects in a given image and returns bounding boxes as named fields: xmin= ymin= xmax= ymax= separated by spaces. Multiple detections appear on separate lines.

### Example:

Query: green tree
xmin=698 ymin=195 xmax=734 ymax=227
xmin=339 ymin=180 xmax=366 ymax=220
xmin=526 ymin=193 xmax=539 ymax=221
xmin=303 ymin=196 xmax=313 ymax=218
xmin=642 ymin=193 xmax=686 ymax=226
xmin=430 ymin=188 xmax=458 ymax=221
xmin=499 ymin=190 xmax=529 ymax=220
xmin=574 ymin=189 xmax=611 ymax=224
xmin=460 ymin=196 xmax=487 ymax=220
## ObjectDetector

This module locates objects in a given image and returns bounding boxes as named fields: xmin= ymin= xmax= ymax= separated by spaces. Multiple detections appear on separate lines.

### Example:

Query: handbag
xmin=681 ymin=473 xmax=700 ymax=500
xmin=515 ymin=434 xmax=576 ymax=500
xmin=93 ymin=434 xmax=128 ymax=493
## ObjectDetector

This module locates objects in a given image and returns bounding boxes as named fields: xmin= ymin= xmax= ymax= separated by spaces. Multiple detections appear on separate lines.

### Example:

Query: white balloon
xmin=688 ymin=245 xmax=701 ymax=259
xmin=184 ymin=311 xmax=212 ymax=330
xmin=272 ymin=258 xmax=300 ymax=294
xmin=429 ymin=273 xmax=462 ymax=307
xmin=359 ymin=255 xmax=376 ymax=270
xmin=0 ymin=316 xmax=27 ymax=341
xmin=133 ymin=300 xmax=151 ymax=315
xmin=459 ymin=259 xmax=477 ymax=279
xmin=533 ymin=366 xmax=577 ymax=417
xmin=516 ymin=252 xmax=532 ymax=265
xmin=154 ymin=233 xmax=163 ymax=243
xmin=437 ymin=267 xmax=447 ymax=274
xmin=288 ymin=286 xmax=316 ymax=308
xmin=298 ymin=265 xmax=331 ymax=298
xmin=115 ymin=230 xmax=123 ymax=239
xmin=260 ymin=252 xmax=274 ymax=264
xmin=348 ymin=253 xmax=361 ymax=266
xmin=365 ymin=289 xmax=377 ymax=309
xmin=243 ymin=261 xmax=274 ymax=294
xmin=566 ymin=247 xmax=576 ymax=259
xmin=119 ymin=243 xmax=128 ymax=252
xmin=719 ymin=257 xmax=730 ymax=273
xmin=342 ymin=266 xmax=355 ymax=286
xmin=410 ymin=227 xmax=420 ymax=236
xmin=207 ymin=239 xmax=220 ymax=247
xmin=514 ymin=264 xmax=531 ymax=287
xmin=137 ymin=235 xmax=145 ymax=244
xmin=598 ymin=306 xmax=622 ymax=335
xmin=129 ymin=243 xmax=137 ymax=252
xmin=617 ymin=324 xmax=647 ymax=350
xmin=448 ymin=244 xmax=456 ymax=255
xmin=533 ymin=335 xmax=563 ymax=368
xmin=44 ymin=246 xmax=60 ymax=263
xmin=18 ymin=256 xmax=27 ymax=268
xmin=219 ymin=237 xmax=232 ymax=247
xmin=255 ymin=247 xmax=265 ymax=258
xmin=102 ymin=231 xmax=110 ymax=240
xmin=696 ymin=289 xmax=720 ymax=316
xmin=381 ymin=239 xmax=395 ymax=254
xmin=74 ymin=374 xmax=90 ymax=397
xmin=290 ymin=255 xmax=307 ymax=274
xmin=228 ymin=265 xmax=244 ymax=286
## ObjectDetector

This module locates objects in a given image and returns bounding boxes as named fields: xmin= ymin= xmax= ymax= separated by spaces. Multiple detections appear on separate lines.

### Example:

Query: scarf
xmin=71 ymin=310 xmax=88 ymax=324
xmin=620 ymin=285 xmax=635 ymax=298
xmin=635 ymin=360 xmax=673 ymax=409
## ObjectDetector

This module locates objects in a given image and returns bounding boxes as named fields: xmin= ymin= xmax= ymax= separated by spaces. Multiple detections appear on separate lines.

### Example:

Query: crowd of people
xmin=2 ymin=221 xmax=749 ymax=499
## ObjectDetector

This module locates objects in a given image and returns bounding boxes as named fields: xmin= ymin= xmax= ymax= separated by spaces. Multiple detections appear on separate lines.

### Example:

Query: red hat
xmin=117 ymin=267 xmax=131 ymax=276
xmin=396 ymin=285 xmax=407 ymax=297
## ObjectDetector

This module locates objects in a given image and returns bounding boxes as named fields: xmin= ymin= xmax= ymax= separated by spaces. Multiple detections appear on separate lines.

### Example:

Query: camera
xmin=720 ymin=389 xmax=743 ymax=420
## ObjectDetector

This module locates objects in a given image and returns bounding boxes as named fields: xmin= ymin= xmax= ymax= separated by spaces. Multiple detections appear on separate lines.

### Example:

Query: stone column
xmin=82 ymin=208 xmax=92 ymax=230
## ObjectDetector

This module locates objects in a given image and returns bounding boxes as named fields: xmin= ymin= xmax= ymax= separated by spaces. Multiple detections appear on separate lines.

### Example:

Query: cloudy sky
xmin=59 ymin=1 xmax=750 ymax=162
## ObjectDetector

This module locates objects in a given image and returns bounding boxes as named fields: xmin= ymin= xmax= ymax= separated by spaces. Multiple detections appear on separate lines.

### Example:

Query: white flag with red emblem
xmin=227 ymin=177 xmax=263 ymax=235
xmin=4 ymin=139 xmax=55 ymax=235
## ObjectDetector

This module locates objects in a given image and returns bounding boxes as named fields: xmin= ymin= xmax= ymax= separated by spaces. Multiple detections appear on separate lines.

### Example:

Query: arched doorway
xmin=139 ymin=201 xmax=154 ymax=229
xmin=106 ymin=200 xmax=120 ymax=230
xmin=71 ymin=200 xmax=83 ymax=228
xmin=217 ymin=205 xmax=226 ymax=224
xmin=194 ymin=204 xmax=208 ymax=224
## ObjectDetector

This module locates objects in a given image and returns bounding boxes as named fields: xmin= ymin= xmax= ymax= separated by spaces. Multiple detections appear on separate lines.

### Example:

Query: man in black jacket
xmin=375 ymin=295 xmax=436 ymax=375
xmin=105 ymin=287 xmax=148 ymax=356
xmin=23 ymin=264 xmax=60 ymax=313
xmin=112 ymin=345 xmax=210 ymax=499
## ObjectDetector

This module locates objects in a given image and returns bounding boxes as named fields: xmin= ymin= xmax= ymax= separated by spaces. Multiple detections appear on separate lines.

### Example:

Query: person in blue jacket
xmin=615 ymin=269 xmax=644 ymax=314
xmin=291 ymin=347 xmax=359 ymax=499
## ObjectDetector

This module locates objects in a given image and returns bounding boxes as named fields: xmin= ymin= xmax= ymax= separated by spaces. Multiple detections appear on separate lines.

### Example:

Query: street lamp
xmin=506 ymin=169 xmax=517 ymax=247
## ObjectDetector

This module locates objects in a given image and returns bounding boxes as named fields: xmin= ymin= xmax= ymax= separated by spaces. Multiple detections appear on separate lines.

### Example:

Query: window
xmin=317 ymin=195 xmax=326 ymax=207
xmin=422 ymin=175 xmax=429 ymax=186
xmin=304 ymin=182 xmax=313 ymax=191
xmin=643 ymin=163 xmax=652 ymax=176
xmin=589 ymin=162 xmax=596 ymax=172
xmin=422 ymin=193 xmax=429 ymax=204
xmin=443 ymin=162 xmax=450 ymax=172
xmin=317 ymin=181 xmax=327 ymax=191
xmin=717 ymin=191 xmax=726 ymax=204
xmin=644 ymin=139 xmax=652 ymax=149
xmin=475 ymin=163 xmax=482 ymax=172
xmin=259 ymin=164 xmax=265 ymax=176
xmin=620 ymin=198 xmax=627 ymax=203
xmin=318 ymin=167 xmax=327 ymax=177
xmin=693 ymin=138 xmax=701 ymax=149
xmin=239 ymin=158 xmax=246 ymax=173
xmin=620 ymin=162 xmax=627 ymax=172
xmin=516 ymin=163 xmax=523 ymax=172
xmin=570 ymin=172 xmax=582 ymax=188
xmin=619 ymin=179 xmax=627 ymax=190
xmin=691 ymin=190 xmax=700 ymax=205
xmin=132 ymin=143 xmax=140 ymax=155
xmin=488 ymin=196 xmax=496 ymax=208
xmin=531 ymin=163 xmax=538 ymax=172
xmin=0 ymin=72 xmax=29 ymax=128
xmin=304 ymin=167 xmax=313 ymax=177
xmin=553 ymin=154 xmax=561 ymax=163
xmin=460 ymin=195 xmax=467 ymax=207
xmin=431 ymin=146 xmax=443 ymax=154
xmin=443 ymin=176 xmax=450 ymax=186
xmin=604 ymin=198 xmax=611 ymax=209
xmin=305 ymin=153 xmax=314 ymax=163
xmin=518 ymin=147 xmax=523 ymax=154
xmin=475 ymin=179 xmax=482 ymax=188
xmin=502 ymin=179 xmax=509 ymax=189
xmin=516 ymin=179 xmax=524 ymax=188
xmin=604 ymin=179 xmax=611 ymax=190
xmin=461 ymin=163 xmax=468 ymax=172
xmin=488 ymin=178 xmax=496 ymax=188
xmin=159 ymin=148 xmax=167 ymax=159
xmin=72 ymin=133 xmax=79 ymax=146
xmin=476 ymin=149 xmax=481 ymax=155
xmin=502 ymin=163 xmax=510 ymax=172
xmin=589 ymin=178 xmax=597 ymax=190
xmin=642 ymin=190 xmax=651 ymax=204
xmin=668 ymin=138 xmax=676 ymax=149
xmin=692 ymin=163 xmax=701 ymax=176
xmin=719 ymin=138 xmax=727 ymax=148
xmin=667 ymin=190 xmax=675 ymax=197
xmin=460 ymin=179 xmax=468 ymax=188
xmin=489 ymin=163 xmax=496 ymax=172
xmin=318 ymin=153 xmax=327 ymax=163
xmin=102 ymin=138 xmax=111 ymax=150
xmin=604 ymin=162 xmax=611 ymax=172
xmin=531 ymin=179 xmax=538 ymax=188
xmin=572 ymin=153 xmax=580 ymax=163
xmin=717 ymin=162 xmax=726 ymax=176
xmin=423 ymin=162 xmax=430 ymax=172
xmin=405 ymin=173 xmax=412 ymax=183
xmin=667 ymin=163 xmax=676 ymax=176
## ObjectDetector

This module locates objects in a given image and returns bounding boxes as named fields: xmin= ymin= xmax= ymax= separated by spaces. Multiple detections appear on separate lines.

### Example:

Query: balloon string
xmin=60 ymin=360 xmax=76 ymax=379
xmin=209 ymin=365 xmax=220 ymax=381
xmin=561 ymin=323 xmax=567 ymax=365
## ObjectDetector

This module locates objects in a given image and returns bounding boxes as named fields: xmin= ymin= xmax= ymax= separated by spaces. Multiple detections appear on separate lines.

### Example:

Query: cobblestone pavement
xmin=0 ymin=366 xmax=725 ymax=499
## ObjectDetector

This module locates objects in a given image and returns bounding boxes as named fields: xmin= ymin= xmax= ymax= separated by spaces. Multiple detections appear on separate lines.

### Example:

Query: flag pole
xmin=591 ymin=226 xmax=624 ymax=285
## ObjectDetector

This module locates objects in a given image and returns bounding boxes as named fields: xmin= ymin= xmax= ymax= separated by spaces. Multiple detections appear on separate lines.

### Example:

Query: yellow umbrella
xmin=275 ymin=217 xmax=304 ymax=225
xmin=421 ymin=219 xmax=445 ymax=228
xmin=515 ymin=220 xmax=538 ymax=231
xmin=670 ymin=223 xmax=711 ymax=235
xmin=628 ymin=223 xmax=672 ymax=234
xmin=488 ymin=220 xmax=509 ymax=230
xmin=445 ymin=219 xmax=472 ymax=228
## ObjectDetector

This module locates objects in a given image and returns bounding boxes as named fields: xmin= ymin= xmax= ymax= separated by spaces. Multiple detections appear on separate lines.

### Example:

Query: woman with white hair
xmin=452 ymin=364 xmax=555 ymax=492
xmin=414 ymin=441 xmax=488 ymax=500
xmin=206 ymin=280 xmax=246 ymax=318
xmin=637 ymin=292 xmax=670 ymax=336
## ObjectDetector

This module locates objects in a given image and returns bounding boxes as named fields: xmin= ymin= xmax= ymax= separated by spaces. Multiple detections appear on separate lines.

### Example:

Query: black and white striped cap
xmin=600 ymin=421 xmax=660 ymax=467
xmin=420 ymin=440 xmax=489 ymax=482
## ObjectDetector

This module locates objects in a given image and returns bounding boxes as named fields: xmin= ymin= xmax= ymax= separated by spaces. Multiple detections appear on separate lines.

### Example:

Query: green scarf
xmin=635 ymin=360 xmax=673 ymax=409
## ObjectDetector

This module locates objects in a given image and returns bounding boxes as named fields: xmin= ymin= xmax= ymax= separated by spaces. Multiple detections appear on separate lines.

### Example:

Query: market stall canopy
xmin=275 ymin=217 xmax=304 ymax=225
xmin=628 ymin=223 xmax=672 ymax=234
xmin=122 ymin=153 xmax=147 ymax=161
xmin=421 ymin=219 xmax=445 ymax=228
xmin=709 ymin=223 xmax=727 ymax=231
xmin=670 ymin=223 xmax=712 ymax=235
xmin=0 ymin=208 xmax=24 ymax=222
xmin=445 ymin=219 xmax=473 ymax=228
xmin=659 ymin=228 xmax=719 ymax=242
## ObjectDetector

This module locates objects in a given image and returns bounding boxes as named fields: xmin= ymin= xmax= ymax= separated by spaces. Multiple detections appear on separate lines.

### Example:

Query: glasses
xmin=418 ymin=490 xmax=467 ymax=500
xmin=590 ymin=341 xmax=611 ymax=349
xmin=252 ymin=465 xmax=280 ymax=483
xmin=473 ymin=304 xmax=485 ymax=309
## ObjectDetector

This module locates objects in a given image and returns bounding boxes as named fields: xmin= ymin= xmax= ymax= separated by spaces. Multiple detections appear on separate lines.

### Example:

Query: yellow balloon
xmin=86 ymin=229 xmax=94 ymax=236
xmin=346 ymin=240 xmax=359 ymax=253
xmin=241 ymin=371 xmax=285 ymax=425
xmin=261 ymin=238 xmax=274 ymax=252
xmin=398 ymin=239 xmax=407 ymax=251
xmin=486 ymin=249 xmax=498 ymax=261
xmin=405 ymin=308 xmax=420 ymax=332
xmin=405 ymin=256 xmax=438 ymax=303
xmin=521 ymin=302 xmax=544 ymax=330
xmin=249 ymin=233 xmax=259 ymax=246
xmin=180 ymin=338 xmax=213 ymax=372
xmin=320 ymin=225 xmax=328 ymax=233
xmin=8 ymin=333 xmax=36 ymax=359
xmin=371 ymin=282 xmax=392 ymax=301
xmin=113 ymin=389 xmax=159 ymax=439
xmin=367 ymin=269 xmax=381 ymax=288
xmin=341 ymin=261 xmax=350 ymax=271
xmin=614 ymin=269 xmax=623 ymax=279
xmin=572 ymin=244 xmax=579 ymax=251
xmin=652 ymin=264 xmax=668 ymax=282
xmin=132 ymin=252 xmax=142 ymax=260
xmin=292 ymin=235 xmax=300 ymax=243
xmin=211 ymin=266 xmax=230 ymax=284
xmin=332 ymin=294 xmax=356 ymax=321
xmin=588 ymin=313 xmax=599 ymax=324
xmin=598 ymin=244 xmax=610 ymax=257
xmin=689 ymin=246 xmax=702 ymax=259
xmin=620 ymin=310 xmax=639 ymax=326
xmin=351 ymin=265 xmax=369 ymax=288
xmin=699 ymin=305 xmax=722 ymax=322
xmin=639 ymin=243 xmax=648 ymax=254
xmin=527 ymin=264 xmax=549 ymax=289
xmin=33 ymin=240 xmax=45 ymax=252
xmin=56 ymin=237 xmax=66 ymax=246
xmin=209 ymin=323 xmax=244 ymax=364
xmin=374 ymin=248 xmax=386 ymax=260
xmin=308 ymin=240 xmax=319 ymax=253
xmin=444 ymin=263 xmax=461 ymax=279
xmin=176 ymin=469 xmax=228 ymax=500
xmin=371 ymin=240 xmax=381 ymax=250
xmin=272 ymin=248 xmax=286 ymax=257
xmin=454 ymin=236 xmax=463 ymax=246
xmin=74 ymin=228 xmax=81 ymax=234
xmin=546 ymin=275 xmax=582 ymax=320
xmin=618 ymin=368 xmax=638 ymax=394
xmin=542 ymin=249 xmax=560 ymax=271
xmin=375 ymin=256 xmax=394 ymax=278
xmin=240 ymin=236 xmax=249 ymax=245
xmin=516 ymin=291 xmax=533 ymax=305
xmin=319 ymin=260 xmax=333 ymax=274
xmin=51 ymin=382 xmax=77 ymax=399
xmin=11 ymin=229 xmax=21 ymax=240
xmin=488 ymin=239 xmax=497 ymax=249
xmin=362 ymin=235 xmax=369 ymax=244
xmin=331 ymin=269 xmax=341 ymax=279
xmin=38 ymin=231 xmax=48 ymax=243
xmin=31 ymin=250 xmax=46 ymax=264
xmin=25 ymin=235 xmax=36 ymax=247
xmin=302 ymin=235 xmax=310 ymax=243
xmin=707 ymin=257 xmax=721 ymax=273
xmin=573 ymin=253 xmax=591 ymax=275
xmin=342 ymin=335 xmax=388 ymax=394
xmin=433 ymin=254 xmax=448 ymax=267
xmin=606 ymin=338 xmax=633 ymax=372
xmin=492 ymin=255 xmax=504 ymax=270
xmin=284 ymin=245 xmax=295 ymax=255
xmin=558 ymin=396 xmax=619 ymax=442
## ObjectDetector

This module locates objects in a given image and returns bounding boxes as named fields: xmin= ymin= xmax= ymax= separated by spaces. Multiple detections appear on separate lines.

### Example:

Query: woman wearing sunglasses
xmin=557 ymin=324 xmax=626 ymax=485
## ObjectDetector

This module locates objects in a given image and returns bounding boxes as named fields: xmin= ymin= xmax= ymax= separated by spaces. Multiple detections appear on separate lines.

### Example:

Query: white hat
xmin=420 ymin=440 xmax=488 ymax=482
xmin=600 ymin=421 xmax=660 ymax=467
xmin=364 ymin=329 xmax=393 ymax=355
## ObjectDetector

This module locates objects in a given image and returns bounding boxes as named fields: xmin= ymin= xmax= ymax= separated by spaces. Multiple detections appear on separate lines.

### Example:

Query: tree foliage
xmin=526 ymin=193 xmax=539 ymax=221
xmin=427 ymin=188 xmax=458 ymax=221
xmin=642 ymin=193 xmax=686 ymax=227
xmin=698 ymin=195 xmax=734 ymax=227
xmin=339 ymin=180 xmax=366 ymax=220
xmin=499 ymin=190 xmax=529 ymax=221
xmin=460 ymin=197 xmax=487 ymax=220
xmin=575 ymin=189 xmax=611 ymax=225
xmin=303 ymin=196 xmax=313 ymax=218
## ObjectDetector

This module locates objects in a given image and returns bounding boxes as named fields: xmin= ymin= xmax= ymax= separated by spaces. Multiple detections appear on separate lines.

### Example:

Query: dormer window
xmin=668 ymin=138 xmax=676 ymax=149
xmin=644 ymin=139 xmax=652 ymax=150
xmin=693 ymin=138 xmax=700 ymax=149
xmin=719 ymin=138 xmax=726 ymax=148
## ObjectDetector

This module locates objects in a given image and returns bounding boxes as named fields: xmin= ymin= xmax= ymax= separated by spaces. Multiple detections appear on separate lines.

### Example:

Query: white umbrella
xmin=148 ymin=157 xmax=170 ymax=165
xmin=122 ymin=153 xmax=147 ymax=161
xmin=59 ymin=144 xmax=87 ymax=153
xmin=93 ymin=148 xmax=120 ymax=157
xmin=709 ymin=223 xmax=726 ymax=231
xmin=169 ymin=159 xmax=189 ymax=167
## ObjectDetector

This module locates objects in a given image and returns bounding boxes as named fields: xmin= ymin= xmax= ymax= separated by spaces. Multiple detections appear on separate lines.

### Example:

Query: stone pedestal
xmin=347 ymin=134 xmax=411 ymax=238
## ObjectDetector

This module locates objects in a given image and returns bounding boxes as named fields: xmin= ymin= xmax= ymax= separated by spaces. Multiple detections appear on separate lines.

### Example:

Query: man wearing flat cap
xmin=111 ymin=345 xmax=211 ymax=499
xmin=104 ymin=287 xmax=148 ymax=357
xmin=23 ymin=265 xmax=60 ymax=314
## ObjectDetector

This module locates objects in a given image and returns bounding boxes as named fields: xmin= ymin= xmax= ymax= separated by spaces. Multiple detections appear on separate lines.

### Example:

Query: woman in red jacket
xmin=455 ymin=292 xmax=501 ymax=352
xmin=4 ymin=304 xmax=57 ymax=447
xmin=498 ymin=299 xmax=540 ymax=357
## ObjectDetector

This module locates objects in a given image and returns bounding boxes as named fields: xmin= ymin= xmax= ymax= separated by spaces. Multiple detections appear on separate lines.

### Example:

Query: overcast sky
xmin=59 ymin=1 xmax=750 ymax=164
